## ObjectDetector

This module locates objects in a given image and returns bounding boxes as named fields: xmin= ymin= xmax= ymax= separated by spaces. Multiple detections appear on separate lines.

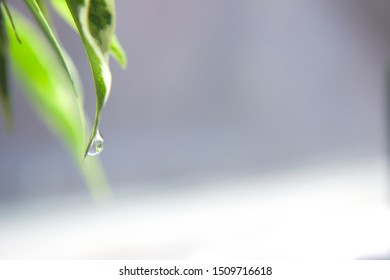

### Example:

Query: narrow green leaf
xmin=35 ymin=1 xmax=57 ymax=37
xmin=36 ymin=0 xmax=51 ymax=22
xmin=0 ymin=5 xmax=12 ymax=131
xmin=4 ymin=7 xmax=111 ymax=199
xmin=24 ymin=0 xmax=83 ymax=99
xmin=65 ymin=0 xmax=115 ymax=158
xmin=51 ymin=0 xmax=77 ymax=30
xmin=109 ymin=34 xmax=126 ymax=68
xmin=1 ymin=1 xmax=21 ymax=43
xmin=51 ymin=0 xmax=126 ymax=68
xmin=4 ymin=6 xmax=85 ymax=158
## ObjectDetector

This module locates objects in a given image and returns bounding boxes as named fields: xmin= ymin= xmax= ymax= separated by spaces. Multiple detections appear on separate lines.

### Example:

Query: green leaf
xmin=4 ymin=5 xmax=85 ymax=158
xmin=36 ymin=0 xmax=51 ymax=21
xmin=4 ymin=6 xmax=111 ymax=200
xmin=0 ymin=5 xmax=12 ymax=131
xmin=51 ymin=0 xmax=77 ymax=30
xmin=24 ymin=0 xmax=83 ymax=98
xmin=65 ymin=0 xmax=116 ymax=158
xmin=109 ymin=34 xmax=126 ymax=68
xmin=1 ymin=1 xmax=21 ymax=43
xmin=51 ymin=0 xmax=126 ymax=68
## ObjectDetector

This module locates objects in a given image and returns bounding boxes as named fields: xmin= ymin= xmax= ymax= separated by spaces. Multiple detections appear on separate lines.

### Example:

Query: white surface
xmin=1 ymin=157 xmax=390 ymax=259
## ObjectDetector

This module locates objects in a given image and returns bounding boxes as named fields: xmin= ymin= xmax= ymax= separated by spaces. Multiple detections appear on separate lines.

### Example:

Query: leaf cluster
xmin=0 ymin=0 xmax=126 ymax=197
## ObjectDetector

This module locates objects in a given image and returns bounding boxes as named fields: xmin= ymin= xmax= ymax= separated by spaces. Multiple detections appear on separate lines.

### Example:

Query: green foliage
xmin=24 ymin=0 xmax=82 ymax=100
xmin=65 ymin=0 xmax=115 ymax=158
xmin=0 ymin=7 xmax=11 ymax=131
xmin=5 ymin=6 xmax=85 ymax=157
xmin=88 ymin=0 xmax=112 ymax=50
xmin=0 ymin=0 xmax=125 ymax=197
xmin=109 ymin=34 xmax=127 ymax=68
xmin=51 ymin=0 xmax=76 ymax=30
xmin=51 ymin=0 xmax=127 ymax=67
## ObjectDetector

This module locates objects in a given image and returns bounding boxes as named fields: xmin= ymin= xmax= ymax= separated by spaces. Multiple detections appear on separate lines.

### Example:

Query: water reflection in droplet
xmin=87 ymin=129 xmax=104 ymax=156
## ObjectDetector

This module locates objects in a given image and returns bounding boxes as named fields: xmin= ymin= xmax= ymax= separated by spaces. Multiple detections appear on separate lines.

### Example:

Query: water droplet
xmin=87 ymin=129 xmax=104 ymax=156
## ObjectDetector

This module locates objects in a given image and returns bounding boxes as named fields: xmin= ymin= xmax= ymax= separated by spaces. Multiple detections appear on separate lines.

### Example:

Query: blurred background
xmin=1 ymin=0 xmax=390 ymax=259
